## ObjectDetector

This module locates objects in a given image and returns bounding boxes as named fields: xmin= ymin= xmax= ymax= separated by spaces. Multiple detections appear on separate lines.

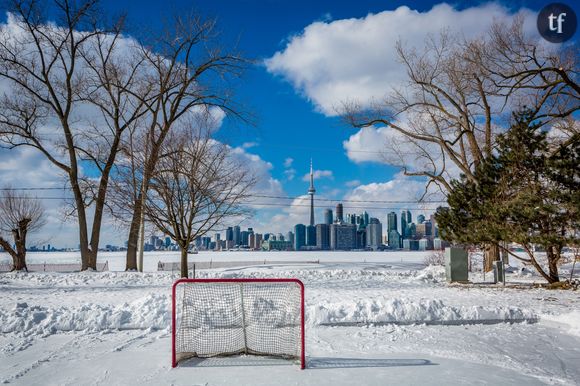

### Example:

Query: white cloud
xmin=302 ymin=169 xmax=334 ymax=181
xmin=343 ymin=124 xmax=462 ymax=181
xmin=241 ymin=142 xmax=258 ymax=149
xmin=283 ymin=157 xmax=294 ymax=168
xmin=284 ymin=168 xmax=296 ymax=181
xmin=345 ymin=180 xmax=361 ymax=188
xmin=342 ymin=172 xmax=446 ymax=224
xmin=230 ymin=146 xmax=285 ymax=200
xmin=266 ymin=3 xmax=536 ymax=116
xmin=0 ymin=147 xmax=76 ymax=247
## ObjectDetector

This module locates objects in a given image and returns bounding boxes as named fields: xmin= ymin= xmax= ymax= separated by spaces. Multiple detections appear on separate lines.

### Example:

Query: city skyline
xmin=0 ymin=0 xmax=556 ymax=247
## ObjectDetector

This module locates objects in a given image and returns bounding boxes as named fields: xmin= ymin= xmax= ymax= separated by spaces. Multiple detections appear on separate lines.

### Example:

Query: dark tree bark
xmin=180 ymin=247 xmax=188 ymax=279
xmin=0 ymin=190 xmax=45 ymax=271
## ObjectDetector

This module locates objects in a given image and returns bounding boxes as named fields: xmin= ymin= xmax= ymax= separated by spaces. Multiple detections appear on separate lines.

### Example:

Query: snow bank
xmin=309 ymin=297 xmax=537 ymax=326
xmin=0 ymin=294 xmax=169 ymax=337
xmin=541 ymin=311 xmax=580 ymax=338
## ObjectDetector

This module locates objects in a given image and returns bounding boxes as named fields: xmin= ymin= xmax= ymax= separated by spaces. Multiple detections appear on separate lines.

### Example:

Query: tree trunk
xmin=180 ymin=247 xmax=188 ymax=278
xmin=125 ymin=201 xmax=141 ymax=271
xmin=0 ymin=219 xmax=31 ymax=271
xmin=483 ymin=242 xmax=499 ymax=272
xmin=546 ymin=246 xmax=560 ymax=283
xmin=13 ymin=251 xmax=27 ymax=271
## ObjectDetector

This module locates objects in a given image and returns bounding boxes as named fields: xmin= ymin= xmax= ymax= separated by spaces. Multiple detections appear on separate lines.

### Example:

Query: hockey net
xmin=172 ymin=278 xmax=305 ymax=369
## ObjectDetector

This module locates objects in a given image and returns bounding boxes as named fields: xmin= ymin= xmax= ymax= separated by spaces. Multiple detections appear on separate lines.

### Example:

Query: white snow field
xmin=1 ymin=251 xmax=579 ymax=385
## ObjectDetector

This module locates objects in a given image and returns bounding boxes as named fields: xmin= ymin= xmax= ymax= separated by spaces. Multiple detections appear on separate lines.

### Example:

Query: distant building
xmin=324 ymin=209 xmax=333 ymax=225
xmin=262 ymin=240 xmax=293 ymax=251
xmin=286 ymin=231 xmax=294 ymax=245
xmin=418 ymin=238 xmax=431 ymax=251
xmin=226 ymin=227 xmax=233 ymax=242
xmin=249 ymin=233 xmax=255 ymax=250
xmin=306 ymin=225 xmax=316 ymax=247
xmin=294 ymin=224 xmax=306 ymax=251
xmin=417 ymin=214 xmax=425 ymax=224
xmin=316 ymin=224 xmax=330 ymax=250
xmin=254 ymin=233 xmax=263 ymax=250
xmin=403 ymin=239 xmax=419 ymax=251
xmin=433 ymin=238 xmax=449 ymax=250
xmin=335 ymin=203 xmax=344 ymax=223
xmin=241 ymin=231 xmax=250 ymax=246
xmin=401 ymin=210 xmax=408 ymax=239
xmin=416 ymin=221 xmax=432 ymax=239
xmin=406 ymin=223 xmax=416 ymax=239
xmin=356 ymin=229 xmax=366 ymax=249
xmin=387 ymin=212 xmax=397 ymax=233
xmin=366 ymin=218 xmax=382 ymax=250
xmin=330 ymin=223 xmax=356 ymax=250
xmin=233 ymin=225 xmax=241 ymax=246
xmin=388 ymin=230 xmax=401 ymax=249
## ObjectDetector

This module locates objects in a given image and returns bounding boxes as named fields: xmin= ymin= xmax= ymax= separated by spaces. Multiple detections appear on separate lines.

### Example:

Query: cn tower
xmin=308 ymin=159 xmax=316 ymax=226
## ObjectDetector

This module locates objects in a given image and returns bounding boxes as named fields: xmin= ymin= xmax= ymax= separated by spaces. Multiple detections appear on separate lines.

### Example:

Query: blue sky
xmin=0 ymin=0 xmax=576 ymax=245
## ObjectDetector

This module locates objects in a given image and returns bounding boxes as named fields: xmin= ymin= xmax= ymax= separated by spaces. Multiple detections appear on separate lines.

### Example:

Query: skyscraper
xmin=316 ymin=223 xmax=330 ymax=250
xmin=366 ymin=218 xmax=382 ymax=250
xmin=387 ymin=212 xmax=397 ymax=232
xmin=417 ymin=214 xmax=425 ymax=224
xmin=233 ymin=225 xmax=241 ymax=246
xmin=330 ymin=223 xmax=356 ymax=250
xmin=335 ymin=203 xmax=344 ymax=223
xmin=306 ymin=225 xmax=316 ymax=247
xmin=401 ymin=211 xmax=408 ymax=239
xmin=294 ymin=224 xmax=306 ymax=251
xmin=308 ymin=159 xmax=316 ymax=226
xmin=324 ymin=209 xmax=333 ymax=225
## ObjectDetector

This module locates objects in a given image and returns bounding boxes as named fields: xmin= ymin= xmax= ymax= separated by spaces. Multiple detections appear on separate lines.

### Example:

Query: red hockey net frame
xmin=172 ymin=278 xmax=305 ymax=369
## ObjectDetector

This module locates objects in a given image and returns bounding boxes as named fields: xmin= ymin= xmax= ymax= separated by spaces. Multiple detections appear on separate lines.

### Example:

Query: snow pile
xmin=541 ymin=311 xmax=580 ymax=338
xmin=309 ymin=297 xmax=536 ymax=326
xmin=415 ymin=265 xmax=445 ymax=282
xmin=0 ymin=294 xmax=169 ymax=337
xmin=0 ymin=271 xmax=177 ymax=288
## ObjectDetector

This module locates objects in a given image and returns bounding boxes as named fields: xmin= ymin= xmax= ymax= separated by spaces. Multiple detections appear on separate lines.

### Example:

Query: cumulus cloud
xmin=266 ymin=3 xmax=536 ymax=116
xmin=283 ymin=157 xmax=294 ymax=168
xmin=0 ymin=147 xmax=76 ymax=247
xmin=342 ymin=173 xmax=446 ymax=225
xmin=343 ymin=124 xmax=462 ymax=182
xmin=302 ymin=169 xmax=334 ymax=181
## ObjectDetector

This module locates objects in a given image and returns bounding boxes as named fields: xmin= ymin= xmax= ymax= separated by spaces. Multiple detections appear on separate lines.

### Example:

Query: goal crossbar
xmin=171 ymin=278 xmax=305 ymax=369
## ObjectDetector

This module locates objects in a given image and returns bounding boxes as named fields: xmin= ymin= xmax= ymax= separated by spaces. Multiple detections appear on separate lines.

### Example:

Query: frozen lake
xmin=0 ymin=250 xmax=432 ymax=272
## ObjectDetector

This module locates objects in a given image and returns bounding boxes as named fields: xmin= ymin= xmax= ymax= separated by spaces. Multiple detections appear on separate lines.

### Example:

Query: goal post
xmin=172 ymin=278 xmax=305 ymax=369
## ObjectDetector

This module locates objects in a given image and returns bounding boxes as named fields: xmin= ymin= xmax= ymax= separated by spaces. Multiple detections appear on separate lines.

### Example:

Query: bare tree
xmin=0 ymin=0 xmax=145 ymax=270
xmin=0 ymin=189 xmax=45 ymax=271
xmin=343 ymin=19 xmax=579 ymax=271
xmin=144 ymin=126 xmax=256 ymax=278
xmin=120 ymin=13 xmax=249 ymax=271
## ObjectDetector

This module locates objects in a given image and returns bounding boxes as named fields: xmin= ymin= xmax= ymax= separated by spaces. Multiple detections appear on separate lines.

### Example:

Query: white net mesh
xmin=174 ymin=280 xmax=303 ymax=365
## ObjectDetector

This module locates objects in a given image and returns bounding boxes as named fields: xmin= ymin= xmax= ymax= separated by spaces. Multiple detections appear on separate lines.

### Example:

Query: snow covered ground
xmin=1 ymin=251 xmax=579 ymax=385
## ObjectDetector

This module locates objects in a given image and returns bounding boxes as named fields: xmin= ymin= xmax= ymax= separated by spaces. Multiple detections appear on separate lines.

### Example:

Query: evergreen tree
xmin=437 ymin=110 xmax=579 ymax=283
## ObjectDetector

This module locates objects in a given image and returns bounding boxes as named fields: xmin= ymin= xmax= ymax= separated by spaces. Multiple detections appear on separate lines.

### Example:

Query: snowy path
xmin=2 ymin=323 xmax=579 ymax=385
